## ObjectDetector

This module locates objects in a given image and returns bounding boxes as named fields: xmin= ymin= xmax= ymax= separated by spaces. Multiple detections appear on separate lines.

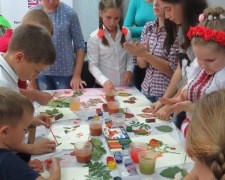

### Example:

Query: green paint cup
xmin=138 ymin=151 xmax=157 ymax=175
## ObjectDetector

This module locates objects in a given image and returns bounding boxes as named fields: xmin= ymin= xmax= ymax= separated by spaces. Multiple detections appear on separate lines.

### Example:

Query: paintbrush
xmin=152 ymin=150 xmax=166 ymax=160
xmin=122 ymin=139 xmax=134 ymax=149
xmin=50 ymin=127 xmax=58 ymax=144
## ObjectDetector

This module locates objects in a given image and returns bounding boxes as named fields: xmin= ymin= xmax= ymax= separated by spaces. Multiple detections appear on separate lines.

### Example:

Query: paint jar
xmin=124 ymin=158 xmax=133 ymax=167
xmin=69 ymin=96 xmax=80 ymax=111
xmin=108 ymin=160 xmax=116 ymax=169
xmin=115 ymin=154 xmax=123 ymax=164
xmin=138 ymin=151 xmax=157 ymax=175
xmin=74 ymin=141 xmax=92 ymax=163
xmin=130 ymin=142 xmax=148 ymax=163
xmin=107 ymin=101 xmax=120 ymax=115
xmin=89 ymin=119 xmax=103 ymax=136
xmin=105 ymin=89 xmax=116 ymax=102
xmin=111 ymin=113 xmax=125 ymax=127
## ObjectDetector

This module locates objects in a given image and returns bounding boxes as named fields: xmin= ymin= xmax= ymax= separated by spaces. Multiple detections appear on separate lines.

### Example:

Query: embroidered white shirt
xmin=0 ymin=53 xmax=19 ymax=93
xmin=87 ymin=26 xmax=134 ymax=87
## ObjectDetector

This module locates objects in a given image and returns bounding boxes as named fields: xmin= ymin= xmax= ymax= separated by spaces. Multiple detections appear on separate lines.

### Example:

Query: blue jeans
xmin=141 ymin=90 xmax=161 ymax=103
xmin=37 ymin=75 xmax=72 ymax=90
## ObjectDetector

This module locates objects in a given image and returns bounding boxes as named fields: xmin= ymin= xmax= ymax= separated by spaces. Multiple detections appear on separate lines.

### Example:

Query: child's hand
xmin=70 ymin=75 xmax=87 ymax=93
xmin=31 ymin=89 xmax=52 ymax=105
xmin=154 ymin=104 xmax=172 ymax=121
xmin=150 ymin=100 xmax=164 ymax=114
xmin=32 ymin=114 xmax=52 ymax=128
xmin=123 ymin=39 xmax=149 ymax=57
xmin=168 ymin=100 xmax=194 ymax=115
xmin=103 ymin=80 xmax=114 ymax=90
xmin=31 ymin=139 xmax=56 ymax=154
xmin=44 ymin=157 xmax=61 ymax=177
xmin=28 ymin=159 xmax=44 ymax=173
xmin=123 ymin=71 xmax=133 ymax=85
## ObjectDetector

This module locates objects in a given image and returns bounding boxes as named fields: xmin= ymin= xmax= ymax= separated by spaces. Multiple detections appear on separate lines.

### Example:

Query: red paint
xmin=90 ymin=125 xmax=102 ymax=136
xmin=76 ymin=152 xmax=91 ymax=163
xmin=130 ymin=148 xmax=145 ymax=163
xmin=108 ymin=106 xmax=119 ymax=115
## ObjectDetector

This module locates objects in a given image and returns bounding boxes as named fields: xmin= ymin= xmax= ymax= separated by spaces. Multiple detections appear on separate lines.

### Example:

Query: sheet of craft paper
xmin=48 ymin=125 xmax=90 ymax=149
xmin=118 ymin=95 xmax=151 ymax=108
xmin=41 ymin=167 xmax=89 ymax=180
xmin=80 ymin=95 xmax=106 ymax=109
xmin=128 ymin=106 xmax=174 ymax=123
xmin=36 ymin=107 xmax=77 ymax=122
xmin=131 ymin=134 xmax=193 ymax=168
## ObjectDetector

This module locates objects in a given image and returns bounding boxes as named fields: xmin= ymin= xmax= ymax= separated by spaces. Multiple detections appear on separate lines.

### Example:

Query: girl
xmin=185 ymin=90 xmax=225 ymax=180
xmin=166 ymin=6 xmax=225 ymax=137
xmin=88 ymin=0 xmax=134 ymax=90
xmin=150 ymin=0 xmax=207 ymax=127
xmin=124 ymin=0 xmax=179 ymax=103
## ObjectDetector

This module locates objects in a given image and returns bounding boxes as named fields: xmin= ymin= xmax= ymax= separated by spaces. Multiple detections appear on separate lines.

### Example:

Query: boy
xmin=0 ymin=9 xmax=53 ymax=105
xmin=0 ymin=23 xmax=56 ymax=156
xmin=0 ymin=87 xmax=60 ymax=180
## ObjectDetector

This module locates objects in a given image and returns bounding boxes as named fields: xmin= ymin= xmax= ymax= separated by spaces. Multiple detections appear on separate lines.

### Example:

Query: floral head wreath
xmin=198 ymin=13 xmax=225 ymax=22
xmin=97 ymin=27 xmax=128 ymax=38
xmin=187 ymin=26 xmax=225 ymax=46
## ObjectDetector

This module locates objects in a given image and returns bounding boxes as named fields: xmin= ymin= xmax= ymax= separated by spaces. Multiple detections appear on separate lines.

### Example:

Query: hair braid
xmin=119 ymin=18 xmax=126 ymax=47
xmin=211 ymin=153 xmax=225 ymax=180
xmin=99 ymin=16 xmax=109 ymax=46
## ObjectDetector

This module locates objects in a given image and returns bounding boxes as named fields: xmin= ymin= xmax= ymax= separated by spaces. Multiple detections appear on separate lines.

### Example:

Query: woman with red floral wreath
xmin=163 ymin=6 xmax=225 ymax=139
xmin=87 ymin=0 xmax=134 ymax=90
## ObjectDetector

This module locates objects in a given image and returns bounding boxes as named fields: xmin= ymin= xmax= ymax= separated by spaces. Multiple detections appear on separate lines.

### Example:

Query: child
xmin=0 ymin=9 xmax=53 ymax=105
xmin=0 ymin=87 xmax=60 ymax=180
xmin=0 ymin=23 xmax=57 ymax=156
xmin=88 ymin=0 xmax=134 ymax=90
xmin=163 ymin=6 xmax=225 ymax=136
xmin=184 ymin=89 xmax=225 ymax=180
xmin=124 ymin=0 xmax=179 ymax=103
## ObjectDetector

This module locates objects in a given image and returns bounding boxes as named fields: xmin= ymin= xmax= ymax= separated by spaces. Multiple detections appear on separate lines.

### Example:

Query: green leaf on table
xmin=64 ymin=129 xmax=70 ymax=134
xmin=91 ymin=137 xmax=103 ymax=146
xmin=95 ymin=146 xmax=107 ymax=155
xmin=119 ymin=108 xmax=124 ymax=113
xmin=160 ymin=166 xmax=188 ymax=178
xmin=47 ymin=101 xmax=63 ymax=108
xmin=156 ymin=125 xmax=173 ymax=132
xmin=63 ymin=127 xmax=71 ymax=129
xmin=73 ymin=92 xmax=83 ymax=96
xmin=55 ymin=135 xmax=61 ymax=138
xmin=56 ymin=142 xmax=62 ymax=147
xmin=55 ymin=113 xmax=63 ymax=120
xmin=43 ymin=108 xmax=59 ymax=115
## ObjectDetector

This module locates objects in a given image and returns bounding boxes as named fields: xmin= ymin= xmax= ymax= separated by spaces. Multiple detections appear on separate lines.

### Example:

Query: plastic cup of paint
xmin=69 ymin=96 xmax=80 ymax=111
xmin=105 ymin=89 xmax=116 ymax=102
xmin=107 ymin=101 xmax=120 ymax=115
xmin=74 ymin=141 xmax=92 ymax=163
xmin=130 ymin=142 xmax=148 ymax=163
xmin=111 ymin=113 xmax=125 ymax=127
xmin=138 ymin=151 xmax=157 ymax=175
xmin=88 ymin=119 xmax=103 ymax=136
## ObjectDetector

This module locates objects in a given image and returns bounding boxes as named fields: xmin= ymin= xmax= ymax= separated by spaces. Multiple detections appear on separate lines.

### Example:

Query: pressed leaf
xmin=160 ymin=166 xmax=188 ymax=178
xmin=156 ymin=125 xmax=173 ymax=132
xmin=64 ymin=130 xmax=70 ymax=134
xmin=91 ymin=137 xmax=103 ymax=146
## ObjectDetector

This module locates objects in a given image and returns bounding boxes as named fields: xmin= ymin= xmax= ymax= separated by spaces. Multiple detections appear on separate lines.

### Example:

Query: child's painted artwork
xmin=48 ymin=125 xmax=90 ymax=149
xmin=80 ymin=97 xmax=104 ymax=109
xmin=142 ymin=107 xmax=153 ymax=113
xmin=41 ymin=167 xmax=89 ymax=180
xmin=128 ymin=106 xmax=174 ymax=123
xmin=131 ymin=134 xmax=193 ymax=168
xmin=118 ymin=95 xmax=150 ymax=108
xmin=36 ymin=107 xmax=76 ymax=122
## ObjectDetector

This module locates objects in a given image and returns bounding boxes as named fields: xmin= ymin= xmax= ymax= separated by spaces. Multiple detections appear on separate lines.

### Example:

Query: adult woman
xmin=124 ymin=0 xmax=156 ymax=91
xmin=33 ymin=0 xmax=86 ymax=92
xmin=150 ymin=0 xmax=207 ymax=128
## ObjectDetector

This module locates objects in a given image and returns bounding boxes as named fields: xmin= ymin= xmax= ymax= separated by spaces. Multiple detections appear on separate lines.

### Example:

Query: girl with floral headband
xmin=88 ymin=0 xmax=134 ymax=90
xmin=164 ymin=6 xmax=225 ymax=138
xmin=184 ymin=90 xmax=225 ymax=180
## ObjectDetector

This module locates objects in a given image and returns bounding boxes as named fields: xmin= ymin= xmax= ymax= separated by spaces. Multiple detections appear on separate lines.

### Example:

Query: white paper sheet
xmin=131 ymin=134 xmax=193 ymax=168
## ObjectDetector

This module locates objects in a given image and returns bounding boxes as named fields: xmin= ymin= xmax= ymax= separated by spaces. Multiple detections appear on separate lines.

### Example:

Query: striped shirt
xmin=141 ymin=19 xmax=179 ymax=96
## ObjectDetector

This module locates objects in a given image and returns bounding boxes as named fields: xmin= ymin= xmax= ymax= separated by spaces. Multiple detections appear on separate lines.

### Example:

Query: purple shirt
xmin=141 ymin=19 xmax=179 ymax=96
